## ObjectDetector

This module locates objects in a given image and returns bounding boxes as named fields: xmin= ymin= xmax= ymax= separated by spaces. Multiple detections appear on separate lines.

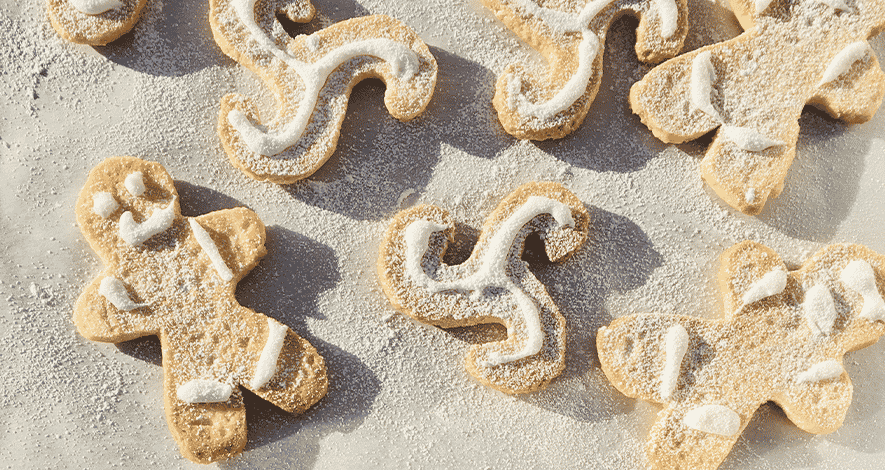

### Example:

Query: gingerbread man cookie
xmin=484 ymin=0 xmax=689 ymax=140
xmin=48 ymin=0 xmax=149 ymax=45
xmin=377 ymin=182 xmax=590 ymax=393
xmin=631 ymin=0 xmax=885 ymax=214
xmin=209 ymin=0 xmax=438 ymax=183
xmin=74 ymin=156 xmax=328 ymax=463
xmin=597 ymin=241 xmax=885 ymax=470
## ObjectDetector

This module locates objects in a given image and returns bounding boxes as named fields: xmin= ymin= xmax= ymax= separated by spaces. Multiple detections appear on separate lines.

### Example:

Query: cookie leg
xmin=646 ymin=403 xmax=747 ymax=470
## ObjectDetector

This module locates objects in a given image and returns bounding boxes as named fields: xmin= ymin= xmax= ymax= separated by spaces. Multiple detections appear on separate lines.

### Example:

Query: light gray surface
xmin=1 ymin=0 xmax=884 ymax=468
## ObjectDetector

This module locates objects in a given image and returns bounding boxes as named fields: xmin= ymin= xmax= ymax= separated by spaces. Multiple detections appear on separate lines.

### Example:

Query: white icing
xmin=250 ymin=318 xmax=288 ymax=389
xmin=683 ymin=404 xmax=741 ymax=437
xmin=745 ymin=188 xmax=756 ymax=203
xmin=403 ymin=196 xmax=575 ymax=367
xmin=813 ymin=0 xmax=854 ymax=12
xmin=189 ymin=219 xmax=234 ymax=282
xmin=741 ymin=268 xmax=788 ymax=306
xmin=690 ymin=51 xmax=721 ymax=121
xmin=92 ymin=192 xmax=118 ymax=218
xmin=118 ymin=197 xmax=177 ymax=246
xmin=228 ymin=0 xmax=420 ymax=156
xmin=176 ymin=379 xmax=233 ymax=404
xmin=797 ymin=360 xmax=844 ymax=383
xmin=818 ymin=41 xmax=870 ymax=86
xmin=721 ymin=125 xmax=785 ymax=152
xmin=755 ymin=0 xmax=775 ymax=13
xmin=660 ymin=324 xmax=689 ymax=401
xmin=840 ymin=260 xmax=885 ymax=321
xmin=98 ymin=277 xmax=147 ymax=311
xmin=124 ymin=172 xmax=146 ymax=197
xmin=802 ymin=284 xmax=837 ymax=335
xmin=505 ymin=0 xmax=622 ymax=119
xmin=655 ymin=0 xmax=679 ymax=39
xmin=70 ymin=0 xmax=123 ymax=15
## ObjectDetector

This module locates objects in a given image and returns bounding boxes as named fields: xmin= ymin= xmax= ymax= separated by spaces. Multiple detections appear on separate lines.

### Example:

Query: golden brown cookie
xmin=74 ymin=156 xmax=328 ymax=463
xmin=630 ymin=0 xmax=885 ymax=214
xmin=209 ymin=0 xmax=438 ymax=183
xmin=484 ymin=0 xmax=688 ymax=140
xmin=597 ymin=241 xmax=885 ymax=470
xmin=47 ymin=0 xmax=149 ymax=45
xmin=377 ymin=182 xmax=591 ymax=393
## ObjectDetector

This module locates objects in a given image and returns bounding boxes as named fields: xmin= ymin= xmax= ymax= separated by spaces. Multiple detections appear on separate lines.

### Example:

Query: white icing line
xmin=189 ymin=219 xmax=234 ymax=282
xmin=755 ymin=0 xmax=775 ymax=13
xmin=797 ymin=360 xmax=844 ymax=383
xmin=250 ymin=318 xmax=288 ymax=390
xmin=403 ymin=196 xmax=574 ymax=367
xmin=840 ymin=260 xmax=885 ymax=321
xmin=505 ymin=0 xmax=624 ymax=119
xmin=802 ymin=284 xmax=837 ymax=335
xmin=176 ymin=379 xmax=233 ymax=404
xmin=683 ymin=404 xmax=741 ymax=437
xmin=118 ymin=197 xmax=177 ymax=246
xmin=813 ymin=0 xmax=854 ymax=12
xmin=721 ymin=125 xmax=785 ymax=152
xmin=655 ymin=0 xmax=679 ymax=39
xmin=690 ymin=51 xmax=721 ymax=121
xmin=70 ymin=0 xmax=122 ymax=15
xmin=124 ymin=172 xmax=146 ymax=197
xmin=228 ymin=0 xmax=420 ymax=157
xmin=92 ymin=192 xmax=118 ymax=218
xmin=98 ymin=277 xmax=147 ymax=311
xmin=660 ymin=324 xmax=689 ymax=401
xmin=818 ymin=41 xmax=870 ymax=86
xmin=741 ymin=268 xmax=788 ymax=306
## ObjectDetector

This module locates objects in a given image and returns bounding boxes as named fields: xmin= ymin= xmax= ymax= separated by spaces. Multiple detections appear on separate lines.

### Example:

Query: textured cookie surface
xmin=484 ymin=0 xmax=688 ymax=140
xmin=630 ymin=0 xmax=885 ymax=214
xmin=377 ymin=182 xmax=590 ymax=393
xmin=48 ymin=0 xmax=149 ymax=45
xmin=597 ymin=241 xmax=885 ymax=470
xmin=74 ymin=156 xmax=328 ymax=463
xmin=210 ymin=0 xmax=437 ymax=183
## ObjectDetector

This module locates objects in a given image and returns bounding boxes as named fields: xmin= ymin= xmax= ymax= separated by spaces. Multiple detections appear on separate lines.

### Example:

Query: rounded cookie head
xmin=47 ymin=0 xmax=150 ymax=45
xmin=76 ymin=156 xmax=181 ymax=265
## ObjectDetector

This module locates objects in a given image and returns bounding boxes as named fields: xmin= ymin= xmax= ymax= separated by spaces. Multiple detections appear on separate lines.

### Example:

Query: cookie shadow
xmin=95 ymin=0 xmax=227 ymax=77
xmin=281 ymin=46 xmax=506 ymax=221
xmin=755 ymin=107 xmax=868 ymax=242
xmin=519 ymin=208 xmax=663 ymax=422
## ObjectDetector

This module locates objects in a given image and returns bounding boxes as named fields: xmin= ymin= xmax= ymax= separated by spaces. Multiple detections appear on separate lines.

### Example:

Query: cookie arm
xmin=73 ymin=275 xmax=158 ymax=342
xmin=717 ymin=241 xmax=787 ymax=317
xmin=629 ymin=49 xmax=721 ymax=144
xmin=191 ymin=208 xmax=267 ymax=283
xmin=809 ymin=47 xmax=885 ymax=124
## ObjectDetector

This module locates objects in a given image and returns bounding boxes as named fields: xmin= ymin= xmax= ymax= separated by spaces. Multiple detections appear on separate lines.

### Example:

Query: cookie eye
xmin=92 ymin=192 xmax=119 ymax=218
xmin=125 ymin=172 xmax=146 ymax=197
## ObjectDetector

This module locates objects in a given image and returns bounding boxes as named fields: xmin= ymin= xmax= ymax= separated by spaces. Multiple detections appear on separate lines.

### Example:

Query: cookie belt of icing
xmin=597 ymin=241 xmax=885 ymax=470
xmin=211 ymin=1 xmax=437 ymax=183
xmin=377 ymin=181 xmax=590 ymax=394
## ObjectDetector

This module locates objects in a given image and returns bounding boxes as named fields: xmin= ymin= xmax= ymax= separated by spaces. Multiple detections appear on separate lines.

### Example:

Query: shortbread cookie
xmin=48 ymin=0 xmax=149 ymax=45
xmin=597 ymin=241 xmax=885 ymax=470
xmin=74 ymin=156 xmax=328 ymax=463
xmin=209 ymin=0 xmax=438 ymax=183
xmin=484 ymin=0 xmax=688 ymax=140
xmin=377 ymin=182 xmax=590 ymax=393
xmin=630 ymin=0 xmax=885 ymax=214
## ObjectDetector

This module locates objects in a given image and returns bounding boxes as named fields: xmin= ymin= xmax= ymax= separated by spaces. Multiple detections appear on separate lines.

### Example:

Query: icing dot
xmin=70 ymin=0 xmax=123 ymax=15
xmin=840 ymin=260 xmax=885 ymax=321
xmin=683 ymin=404 xmax=741 ymax=437
xmin=655 ymin=0 xmax=679 ymax=39
xmin=92 ymin=192 xmax=118 ymax=218
xmin=720 ymin=125 xmax=785 ymax=152
xmin=176 ymin=380 xmax=233 ymax=404
xmin=802 ymin=284 xmax=837 ymax=336
xmin=819 ymin=41 xmax=870 ymax=87
xmin=124 ymin=172 xmax=146 ymax=197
